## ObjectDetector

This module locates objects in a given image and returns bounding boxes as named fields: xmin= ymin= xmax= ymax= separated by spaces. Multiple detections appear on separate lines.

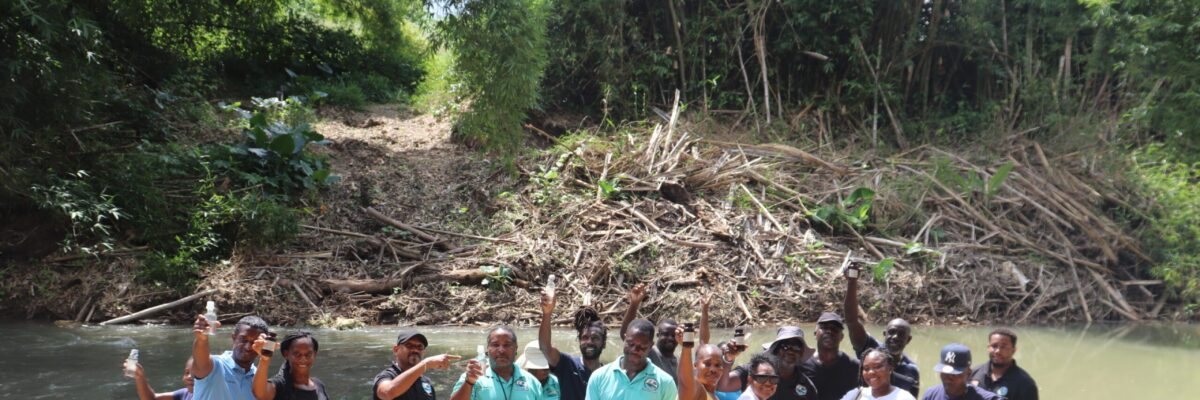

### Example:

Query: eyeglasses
xmin=778 ymin=343 xmax=804 ymax=352
xmin=751 ymin=374 xmax=780 ymax=384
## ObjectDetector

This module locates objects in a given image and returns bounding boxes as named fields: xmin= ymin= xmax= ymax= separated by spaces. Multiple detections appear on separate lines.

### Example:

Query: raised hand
xmin=464 ymin=359 xmax=485 ymax=384
xmin=540 ymin=286 xmax=556 ymax=315
xmin=252 ymin=336 xmax=268 ymax=357
xmin=674 ymin=325 xmax=685 ymax=345
xmin=699 ymin=293 xmax=711 ymax=310
xmin=424 ymin=354 xmax=462 ymax=369
xmin=629 ymin=283 xmax=647 ymax=304
xmin=193 ymin=314 xmax=217 ymax=338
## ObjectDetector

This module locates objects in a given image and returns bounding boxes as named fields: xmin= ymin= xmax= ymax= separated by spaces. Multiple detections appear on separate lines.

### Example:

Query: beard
xmin=581 ymin=345 xmax=602 ymax=360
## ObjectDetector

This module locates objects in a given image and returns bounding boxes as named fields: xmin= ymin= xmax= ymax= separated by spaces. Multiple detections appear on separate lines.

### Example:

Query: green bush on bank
xmin=1132 ymin=146 xmax=1200 ymax=303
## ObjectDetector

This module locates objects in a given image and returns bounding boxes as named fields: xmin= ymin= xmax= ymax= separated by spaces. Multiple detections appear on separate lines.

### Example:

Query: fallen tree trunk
xmin=323 ymin=270 xmax=530 ymax=294
xmin=100 ymin=289 xmax=218 ymax=325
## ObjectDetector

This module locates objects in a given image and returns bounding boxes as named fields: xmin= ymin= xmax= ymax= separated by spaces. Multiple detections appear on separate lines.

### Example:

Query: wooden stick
xmin=363 ymin=207 xmax=449 ymax=250
xmin=100 ymin=289 xmax=218 ymax=325
xmin=292 ymin=282 xmax=324 ymax=316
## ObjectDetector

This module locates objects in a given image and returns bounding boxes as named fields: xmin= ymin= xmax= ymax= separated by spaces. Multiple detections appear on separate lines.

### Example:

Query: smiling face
xmin=695 ymin=345 xmax=724 ymax=388
xmin=749 ymin=362 xmax=779 ymax=399
xmin=578 ymin=326 xmax=606 ymax=360
xmin=987 ymin=333 xmax=1016 ymax=368
xmin=283 ymin=338 xmax=317 ymax=376
xmin=393 ymin=338 xmax=427 ymax=370
xmin=181 ymin=358 xmax=194 ymax=391
xmin=487 ymin=330 xmax=518 ymax=369
xmin=861 ymin=352 xmax=893 ymax=391
xmin=231 ymin=325 xmax=264 ymax=366
xmin=882 ymin=320 xmax=912 ymax=355
xmin=655 ymin=321 xmax=678 ymax=355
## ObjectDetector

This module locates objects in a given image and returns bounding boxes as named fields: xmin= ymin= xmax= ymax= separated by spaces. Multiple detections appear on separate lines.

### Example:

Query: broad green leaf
xmin=269 ymin=134 xmax=295 ymax=157
xmin=987 ymin=161 xmax=1015 ymax=198
xmin=873 ymin=258 xmax=895 ymax=282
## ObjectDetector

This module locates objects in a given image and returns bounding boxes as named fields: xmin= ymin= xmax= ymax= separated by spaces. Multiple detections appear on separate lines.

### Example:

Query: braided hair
xmin=272 ymin=331 xmax=319 ymax=387
xmin=572 ymin=306 xmax=607 ymax=339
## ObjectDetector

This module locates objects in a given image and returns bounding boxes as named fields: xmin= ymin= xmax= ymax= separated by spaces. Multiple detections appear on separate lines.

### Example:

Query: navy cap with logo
xmin=816 ymin=312 xmax=845 ymax=328
xmin=396 ymin=329 xmax=429 ymax=346
xmin=934 ymin=343 xmax=972 ymax=374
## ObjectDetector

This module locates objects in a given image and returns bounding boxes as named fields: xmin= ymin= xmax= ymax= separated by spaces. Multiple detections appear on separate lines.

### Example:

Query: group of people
xmin=128 ymin=267 xmax=1038 ymax=400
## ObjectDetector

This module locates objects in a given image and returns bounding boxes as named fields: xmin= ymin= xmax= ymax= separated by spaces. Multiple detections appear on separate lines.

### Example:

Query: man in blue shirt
xmin=585 ymin=319 xmax=677 ymax=400
xmin=191 ymin=314 xmax=269 ymax=400
xmin=921 ymin=344 xmax=999 ymax=400
xmin=844 ymin=265 xmax=919 ymax=397
xmin=539 ymin=284 xmax=609 ymax=399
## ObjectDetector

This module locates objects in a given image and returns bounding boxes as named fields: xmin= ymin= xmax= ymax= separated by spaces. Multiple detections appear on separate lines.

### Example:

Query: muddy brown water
xmin=1 ymin=322 xmax=1195 ymax=399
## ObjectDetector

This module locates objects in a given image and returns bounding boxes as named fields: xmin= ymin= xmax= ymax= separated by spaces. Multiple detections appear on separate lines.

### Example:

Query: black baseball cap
xmin=816 ymin=312 xmax=844 ymax=328
xmin=396 ymin=329 xmax=428 ymax=346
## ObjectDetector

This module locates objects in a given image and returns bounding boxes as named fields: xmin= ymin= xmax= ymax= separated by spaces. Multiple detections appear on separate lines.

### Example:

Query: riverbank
xmin=1 ymin=103 xmax=1191 ymax=327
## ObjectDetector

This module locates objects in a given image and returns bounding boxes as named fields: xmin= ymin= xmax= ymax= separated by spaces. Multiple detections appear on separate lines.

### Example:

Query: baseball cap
xmin=934 ymin=343 xmax=972 ymax=374
xmin=395 ymin=329 xmax=428 ymax=347
xmin=816 ymin=312 xmax=844 ymax=328
xmin=517 ymin=340 xmax=549 ymax=370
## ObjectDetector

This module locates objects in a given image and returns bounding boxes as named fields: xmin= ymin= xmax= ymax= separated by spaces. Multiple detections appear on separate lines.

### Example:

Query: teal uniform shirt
xmin=541 ymin=374 xmax=561 ymax=400
xmin=585 ymin=356 xmax=678 ymax=400
xmin=452 ymin=364 xmax=544 ymax=400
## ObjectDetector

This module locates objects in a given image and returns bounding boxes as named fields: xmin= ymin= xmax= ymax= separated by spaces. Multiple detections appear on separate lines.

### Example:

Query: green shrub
xmin=214 ymin=98 xmax=340 ymax=199
xmin=435 ymin=0 xmax=549 ymax=154
xmin=1132 ymin=146 xmax=1200 ymax=302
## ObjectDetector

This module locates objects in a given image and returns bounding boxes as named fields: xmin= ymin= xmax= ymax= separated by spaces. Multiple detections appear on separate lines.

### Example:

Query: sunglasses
xmin=777 ymin=343 xmax=804 ymax=352
xmin=751 ymin=374 xmax=781 ymax=384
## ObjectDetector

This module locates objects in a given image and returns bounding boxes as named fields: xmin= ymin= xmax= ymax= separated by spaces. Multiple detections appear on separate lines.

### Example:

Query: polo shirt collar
xmin=613 ymin=356 xmax=656 ymax=381
xmin=219 ymin=351 xmax=256 ymax=376
xmin=984 ymin=360 xmax=1018 ymax=382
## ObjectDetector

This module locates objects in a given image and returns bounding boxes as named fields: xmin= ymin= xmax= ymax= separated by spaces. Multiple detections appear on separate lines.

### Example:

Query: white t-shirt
xmin=736 ymin=388 xmax=765 ymax=400
xmin=838 ymin=386 xmax=917 ymax=400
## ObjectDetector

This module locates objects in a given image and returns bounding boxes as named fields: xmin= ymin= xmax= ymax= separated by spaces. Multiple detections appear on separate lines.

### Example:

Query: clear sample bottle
xmin=731 ymin=327 xmax=747 ymax=352
xmin=683 ymin=322 xmax=695 ymax=347
xmin=204 ymin=301 xmax=218 ymax=335
xmin=260 ymin=332 xmax=278 ymax=357
xmin=546 ymin=274 xmax=556 ymax=292
xmin=123 ymin=349 xmax=138 ymax=378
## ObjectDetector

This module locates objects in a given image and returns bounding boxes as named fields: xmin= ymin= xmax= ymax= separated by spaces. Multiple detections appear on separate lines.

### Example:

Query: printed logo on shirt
xmin=795 ymin=386 xmax=808 ymax=396
xmin=997 ymin=386 xmax=1008 ymax=396
xmin=643 ymin=378 xmax=660 ymax=392
xmin=515 ymin=377 xmax=529 ymax=391
xmin=423 ymin=381 xmax=433 ymax=395
xmin=546 ymin=386 xmax=559 ymax=397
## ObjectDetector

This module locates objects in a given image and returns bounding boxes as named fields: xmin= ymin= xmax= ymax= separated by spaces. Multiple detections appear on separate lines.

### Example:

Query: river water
xmin=1 ymin=322 xmax=1196 ymax=399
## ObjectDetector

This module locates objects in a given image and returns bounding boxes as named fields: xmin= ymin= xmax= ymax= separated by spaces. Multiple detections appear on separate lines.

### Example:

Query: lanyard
xmin=489 ymin=369 xmax=515 ymax=400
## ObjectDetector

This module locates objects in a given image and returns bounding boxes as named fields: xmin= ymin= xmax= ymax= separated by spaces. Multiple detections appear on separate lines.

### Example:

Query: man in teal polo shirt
xmin=586 ymin=319 xmax=678 ymax=400
xmin=451 ymin=326 xmax=544 ymax=400
xmin=191 ymin=314 xmax=270 ymax=400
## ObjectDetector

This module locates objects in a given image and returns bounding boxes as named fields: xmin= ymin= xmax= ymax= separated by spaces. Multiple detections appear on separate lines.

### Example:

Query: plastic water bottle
xmin=546 ymin=274 xmax=556 ymax=291
xmin=204 ymin=301 xmax=218 ymax=335
xmin=123 ymin=349 xmax=138 ymax=378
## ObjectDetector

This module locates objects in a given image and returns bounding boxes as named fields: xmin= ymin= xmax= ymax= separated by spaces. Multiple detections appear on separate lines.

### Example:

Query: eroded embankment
xmin=1 ymin=104 xmax=1177 ymax=327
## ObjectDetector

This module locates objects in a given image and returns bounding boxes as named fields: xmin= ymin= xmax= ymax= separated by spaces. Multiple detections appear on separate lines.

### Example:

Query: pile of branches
xmin=281 ymin=98 xmax=1163 ymax=327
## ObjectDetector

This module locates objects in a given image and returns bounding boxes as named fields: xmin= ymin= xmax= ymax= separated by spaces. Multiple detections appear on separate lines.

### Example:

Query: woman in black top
xmin=253 ymin=331 xmax=330 ymax=400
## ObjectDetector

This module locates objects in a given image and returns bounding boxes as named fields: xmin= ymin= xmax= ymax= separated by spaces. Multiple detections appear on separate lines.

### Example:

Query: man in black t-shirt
xmin=800 ymin=312 xmax=860 ymax=400
xmin=970 ymin=329 xmax=1038 ymax=400
xmin=843 ymin=264 xmax=920 ymax=397
xmin=373 ymin=329 xmax=461 ymax=400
